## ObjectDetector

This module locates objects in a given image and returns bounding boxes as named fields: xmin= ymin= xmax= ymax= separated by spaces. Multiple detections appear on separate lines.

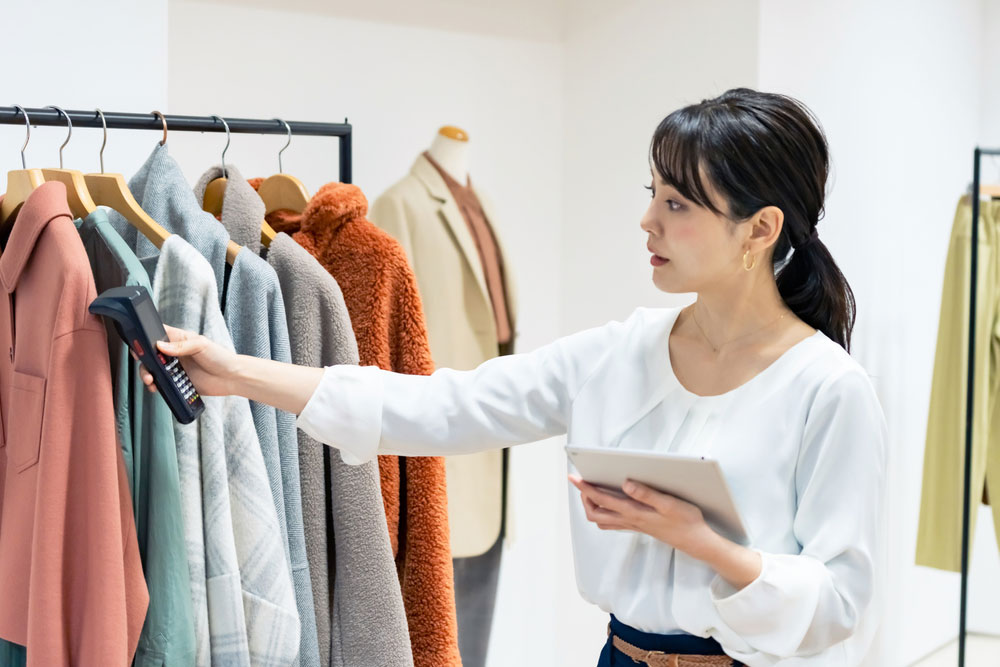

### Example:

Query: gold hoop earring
xmin=743 ymin=250 xmax=756 ymax=272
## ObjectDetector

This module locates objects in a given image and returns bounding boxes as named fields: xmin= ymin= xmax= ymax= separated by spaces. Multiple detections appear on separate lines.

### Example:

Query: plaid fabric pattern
xmin=153 ymin=236 xmax=300 ymax=666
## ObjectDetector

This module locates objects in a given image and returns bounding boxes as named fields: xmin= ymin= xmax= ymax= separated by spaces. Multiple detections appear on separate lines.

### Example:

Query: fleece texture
xmin=258 ymin=224 xmax=413 ymax=667
xmin=261 ymin=182 xmax=461 ymax=667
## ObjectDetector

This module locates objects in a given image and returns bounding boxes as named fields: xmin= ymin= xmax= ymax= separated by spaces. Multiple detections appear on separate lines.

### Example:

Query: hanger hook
xmin=211 ymin=115 xmax=230 ymax=177
xmin=274 ymin=118 xmax=292 ymax=174
xmin=12 ymin=105 xmax=30 ymax=169
xmin=95 ymin=109 xmax=108 ymax=174
xmin=152 ymin=110 xmax=168 ymax=146
xmin=45 ymin=105 xmax=71 ymax=169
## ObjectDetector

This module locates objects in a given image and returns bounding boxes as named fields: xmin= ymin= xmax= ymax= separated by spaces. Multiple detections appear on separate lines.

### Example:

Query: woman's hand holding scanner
xmin=139 ymin=325 xmax=326 ymax=416
xmin=569 ymin=475 xmax=762 ymax=591
xmin=139 ymin=325 xmax=239 ymax=397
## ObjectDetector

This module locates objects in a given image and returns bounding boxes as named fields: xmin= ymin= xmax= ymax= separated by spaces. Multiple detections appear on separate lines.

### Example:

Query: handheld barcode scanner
xmin=89 ymin=286 xmax=205 ymax=424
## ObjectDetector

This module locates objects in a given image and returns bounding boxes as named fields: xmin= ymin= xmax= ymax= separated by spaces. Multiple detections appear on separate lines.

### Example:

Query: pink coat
xmin=0 ymin=182 xmax=148 ymax=665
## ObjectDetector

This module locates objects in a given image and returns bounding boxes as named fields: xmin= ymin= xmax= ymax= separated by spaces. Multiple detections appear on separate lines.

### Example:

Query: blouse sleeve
xmin=295 ymin=315 xmax=628 ymax=465
xmin=708 ymin=366 xmax=887 ymax=659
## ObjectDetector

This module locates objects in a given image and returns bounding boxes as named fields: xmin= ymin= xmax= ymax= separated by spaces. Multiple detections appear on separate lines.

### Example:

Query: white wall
xmin=757 ymin=1 xmax=990 ymax=664
xmin=983 ymin=0 xmax=1000 ymax=184
xmin=203 ymin=0 xmax=568 ymax=42
xmin=559 ymin=0 xmax=760 ymax=334
xmin=0 ymin=1 xmax=168 ymax=187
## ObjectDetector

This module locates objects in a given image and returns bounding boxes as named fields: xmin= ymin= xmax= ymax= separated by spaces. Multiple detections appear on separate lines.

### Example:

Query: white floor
xmin=912 ymin=635 xmax=1000 ymax=666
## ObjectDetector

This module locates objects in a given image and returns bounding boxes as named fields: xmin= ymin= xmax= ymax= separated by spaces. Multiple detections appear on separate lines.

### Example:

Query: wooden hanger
xmin=256 ymin=119 xmax=310 ymax=222
xmin=203 ymin=176 xmax=228 ymax=216
xmin=84 ymin=109 xmax=170 ymax=249
xmin=201 ymin=116 xmax=245 ymax=262
xmin=257 ymin=175 xmax=309 ymax=216
xmin=86 ymin=173 xmax=171 ymax=249
xmin=0 ymin=170 xmax=44 ymax=227
xmin=260 ymin=220 xmax=277 ymax=247
xmin=43 ymin=169 xmax=96 ymax=218
xmin=0 ymin=106 xmax=45 ymax=227
xmin=40 ymin=106 xmax=96 ymax=220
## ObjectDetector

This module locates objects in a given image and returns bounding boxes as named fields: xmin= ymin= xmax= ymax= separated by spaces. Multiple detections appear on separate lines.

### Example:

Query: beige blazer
xmin=370 ymin=153 xmax=518 ymax=558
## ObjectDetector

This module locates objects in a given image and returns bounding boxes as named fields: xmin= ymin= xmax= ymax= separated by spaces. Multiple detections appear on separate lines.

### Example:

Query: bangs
xmin=649 ymin=109 xmax=725 ymax=216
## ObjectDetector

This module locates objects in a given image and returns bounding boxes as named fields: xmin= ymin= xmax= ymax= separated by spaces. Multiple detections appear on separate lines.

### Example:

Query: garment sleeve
xmin=369 ymin=193 xmax=417 ymax=270
xmin=296 ymin=315 xmax=627 ymax=465
xmin=708 ymin=367 xmax=887 ymax=659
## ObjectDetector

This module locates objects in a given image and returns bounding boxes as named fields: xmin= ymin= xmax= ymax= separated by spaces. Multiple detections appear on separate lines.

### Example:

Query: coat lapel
xmin=411 ymin=155 xmax=491 ymax=311
xmin=473 ymin=186 xmax=517 ymax=329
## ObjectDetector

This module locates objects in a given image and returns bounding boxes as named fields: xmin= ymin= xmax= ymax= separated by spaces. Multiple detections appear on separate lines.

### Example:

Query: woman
xmin=143 ymin=88 xmax=887 ymax=666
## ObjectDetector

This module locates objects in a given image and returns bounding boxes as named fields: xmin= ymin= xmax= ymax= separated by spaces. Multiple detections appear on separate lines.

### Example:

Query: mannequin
xmin=426 ymin=126 xmax=470 ymax=182
xmin=370 ymin=125 xmax=517 ymax=667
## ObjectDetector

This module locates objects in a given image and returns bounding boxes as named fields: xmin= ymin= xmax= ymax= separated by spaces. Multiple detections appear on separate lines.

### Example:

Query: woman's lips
xmin=650 ymin=254 xmax=668 ymax=267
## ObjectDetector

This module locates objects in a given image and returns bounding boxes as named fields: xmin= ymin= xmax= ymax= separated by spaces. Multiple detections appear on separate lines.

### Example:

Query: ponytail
xmin=775 ymin=235 xmax=856 ymax=351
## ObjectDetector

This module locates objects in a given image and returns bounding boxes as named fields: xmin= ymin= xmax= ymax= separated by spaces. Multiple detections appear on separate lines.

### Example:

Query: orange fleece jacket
xmin=252 ymin=179 xmax=461 ymax=667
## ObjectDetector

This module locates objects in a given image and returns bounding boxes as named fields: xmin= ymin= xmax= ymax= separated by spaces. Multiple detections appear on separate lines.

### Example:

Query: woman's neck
xmin=691 ymin=281 xmax=791 ymax=349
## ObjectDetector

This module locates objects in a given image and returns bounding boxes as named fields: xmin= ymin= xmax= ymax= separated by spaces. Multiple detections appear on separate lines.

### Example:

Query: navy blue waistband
xmin=609 ymin=615 xmax=726 ymax=655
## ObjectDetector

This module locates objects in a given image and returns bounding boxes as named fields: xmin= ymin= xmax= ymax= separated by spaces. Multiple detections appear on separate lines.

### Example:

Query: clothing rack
xmin=959 ymin=146 xmax=1000 ymax=667
xmin=0 ymin=106 xmax=353 ymax=183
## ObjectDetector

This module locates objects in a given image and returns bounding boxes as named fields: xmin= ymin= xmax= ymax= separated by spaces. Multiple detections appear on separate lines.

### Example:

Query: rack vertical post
xmin=960 ymin=147 xmax=1000 ymax=667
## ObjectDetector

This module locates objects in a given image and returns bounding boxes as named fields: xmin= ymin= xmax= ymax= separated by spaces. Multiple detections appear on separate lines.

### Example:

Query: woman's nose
xmin=639 ymin=205 xmax=660 ymax=235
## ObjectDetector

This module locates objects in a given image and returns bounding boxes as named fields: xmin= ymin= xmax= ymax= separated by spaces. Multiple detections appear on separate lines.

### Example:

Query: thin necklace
xmin=691 ymin=307 xmax=787 ymax=353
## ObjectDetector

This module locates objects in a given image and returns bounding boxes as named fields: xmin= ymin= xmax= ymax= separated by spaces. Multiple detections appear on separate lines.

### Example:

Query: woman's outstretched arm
xmin=144 ymin=314 xmax=631 ymax=464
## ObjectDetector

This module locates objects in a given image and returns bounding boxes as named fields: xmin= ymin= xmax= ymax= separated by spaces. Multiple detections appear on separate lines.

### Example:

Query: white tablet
xmin=565 ymin=445 xmax=750 ymax=545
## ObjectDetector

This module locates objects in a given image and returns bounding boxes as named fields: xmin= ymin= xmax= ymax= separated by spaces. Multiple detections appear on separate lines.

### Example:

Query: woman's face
xmin=640 ymin=169 xmax=748 ymax=294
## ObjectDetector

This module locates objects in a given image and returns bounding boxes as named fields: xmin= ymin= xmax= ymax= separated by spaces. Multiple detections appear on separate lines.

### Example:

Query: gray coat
xmin=266 ymin=231 xmax=413 ymax=667
xmin=194 ymin=166 xmax=320 ymax=667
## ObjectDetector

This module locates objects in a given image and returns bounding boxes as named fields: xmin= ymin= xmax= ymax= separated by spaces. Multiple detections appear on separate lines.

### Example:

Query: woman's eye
xmin=666 ymin=200 xmax=683 ymax=212
xmin=644 ymin=183 xmax=654 ymax=198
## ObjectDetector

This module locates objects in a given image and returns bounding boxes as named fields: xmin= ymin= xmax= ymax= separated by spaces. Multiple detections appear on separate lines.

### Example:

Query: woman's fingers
xmin=622 ymin=479 xmax=673 ymax=513
xmin=163 ymin=324 xmax=189 ymax=342
xmin=578 ymin=479 xmax=635 ymax=514
xmin=584 ymin=496 xmax=627 ymax=531
xmin=157 ymin=330 xmax=202 ymax=357
xmin=140 ymin=366 xmax=156 ymax=392
xmin=158 ymin=325 xmax=198 ymax=356
xmin=573 ymin=477 xmax=630 ymax=531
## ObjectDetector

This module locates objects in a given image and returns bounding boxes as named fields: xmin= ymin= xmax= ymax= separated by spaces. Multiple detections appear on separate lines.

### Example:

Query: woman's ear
xmin=749 ymin=205 xmax=784 ymax=249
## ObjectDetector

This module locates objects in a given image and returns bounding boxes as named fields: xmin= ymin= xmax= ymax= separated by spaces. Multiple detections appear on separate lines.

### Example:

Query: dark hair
xmin=649 ymin=87 xmax=856 ymax=351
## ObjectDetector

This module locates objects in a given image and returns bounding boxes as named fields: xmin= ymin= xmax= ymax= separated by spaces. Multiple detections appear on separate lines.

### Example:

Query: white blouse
xmin=296 ymin=306 xmax=887 ymax=667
